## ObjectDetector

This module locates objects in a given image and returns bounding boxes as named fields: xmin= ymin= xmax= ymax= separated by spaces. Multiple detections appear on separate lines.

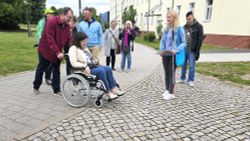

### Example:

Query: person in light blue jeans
xmin=180 ymin=11 xmax=203 ymax=87
xmin=181 ymin=49 xmax=195 ymax=82
xmin=119 ymin=20 xmax=136 ymax=72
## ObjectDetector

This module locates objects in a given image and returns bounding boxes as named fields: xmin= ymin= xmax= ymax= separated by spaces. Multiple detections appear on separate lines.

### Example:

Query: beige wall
xmin=109 ymin=0 xmax=250 ymax=36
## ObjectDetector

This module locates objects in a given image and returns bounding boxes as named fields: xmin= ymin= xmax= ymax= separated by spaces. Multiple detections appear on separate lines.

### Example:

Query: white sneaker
xmin=108 ymin=93 xmax=118 ymax=99
xmin=163 ymin=93 xmax=175 ymax=100
xmin=188 ymin=81 xmax=195 ymax=87
xmin=176 ymin=79 xmax=185 ymax=83
xmin=162 ymin=91 xmax=169 ymax=97
xmin=169 ymin=94 xmax=176 ymax=99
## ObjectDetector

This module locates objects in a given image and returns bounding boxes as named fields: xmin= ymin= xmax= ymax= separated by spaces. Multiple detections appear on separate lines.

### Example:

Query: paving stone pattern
xmin=20 ymin=67 xmax=250 ymax=141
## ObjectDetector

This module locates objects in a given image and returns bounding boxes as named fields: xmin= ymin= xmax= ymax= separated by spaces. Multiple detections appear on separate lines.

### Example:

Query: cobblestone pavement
xmin=19 ymin=67 xmax=250 ymax=141
xmin=0 ymin=43 xmax=161 ymax=141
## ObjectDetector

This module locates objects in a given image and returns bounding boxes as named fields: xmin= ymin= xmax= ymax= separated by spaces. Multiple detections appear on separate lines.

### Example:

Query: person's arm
xmin=36 ymin=19 xmax=45 ymax=44
xmin=177 ymin=27 xmax=186 ymax=52
xmin=45 ymin=19 xmax=61 ymax=57
xmin=98 ymin=23 xmax=103 ymax=47
xmin=103 ymin=29 xmax=108 ymax=47
xmin=159 ymin=31 xmax=166 ymax=51
xmin=129 ymin=29 xmax=136 ymax=41
xmin=68 ymin=47 xmax=87 ymax=68
xmin=195 ymin=23 xmax=204 ymax=52
xmin=119 ymin=30 xmax=124 ymax=40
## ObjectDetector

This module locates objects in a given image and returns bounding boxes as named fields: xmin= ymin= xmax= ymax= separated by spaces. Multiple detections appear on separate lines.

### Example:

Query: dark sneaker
xmin=45 ymin=79 xmax=52 ymax=86
xmin=53 ymin=91 xmax=62 ymax=97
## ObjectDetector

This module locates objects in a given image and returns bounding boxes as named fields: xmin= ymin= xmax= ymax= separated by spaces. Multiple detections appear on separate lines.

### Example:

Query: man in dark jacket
xmin=33 ymin=7 xmax=73 ymax=96
xmin=179 ymin=11 xmax=203 ymax=87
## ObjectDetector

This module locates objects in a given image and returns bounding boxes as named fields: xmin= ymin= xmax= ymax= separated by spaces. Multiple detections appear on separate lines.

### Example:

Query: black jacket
xmin=119 ymin=29 xmax=136 ymax=51
xmin=184 ymin=20 xmax=204 ymax=60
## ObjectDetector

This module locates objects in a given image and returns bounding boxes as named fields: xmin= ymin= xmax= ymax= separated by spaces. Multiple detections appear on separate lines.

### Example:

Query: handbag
xmin=109 ymin=30 xmax=121 ymax=54
xmin=175 ymin=27 xmax=186 ymax=67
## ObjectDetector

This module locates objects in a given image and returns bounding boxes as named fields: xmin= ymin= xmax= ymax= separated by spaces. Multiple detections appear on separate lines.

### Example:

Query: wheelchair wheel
xmin=62 ymin=74 xmax=91 ymax=107
xmin=94 ymin=99 xmax=103 ymax=108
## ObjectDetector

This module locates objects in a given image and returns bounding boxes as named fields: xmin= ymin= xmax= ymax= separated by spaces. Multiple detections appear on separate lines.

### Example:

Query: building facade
xmin=109 ymin=0 xmax=250 ymax=48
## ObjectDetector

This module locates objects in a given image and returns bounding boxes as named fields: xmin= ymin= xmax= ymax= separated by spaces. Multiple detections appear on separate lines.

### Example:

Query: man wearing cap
xmin=33 ymin=7 xmax=73 ymax=96
xmin=77 ymin=7 xmax=103 ymax=62
xmin=35 ymin=8 xmax=54 ymax=86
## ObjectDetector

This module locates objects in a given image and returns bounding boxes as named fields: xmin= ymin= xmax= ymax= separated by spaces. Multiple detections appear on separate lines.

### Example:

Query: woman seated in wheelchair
xmin=68 ymin=32 xmax=124 ymax=99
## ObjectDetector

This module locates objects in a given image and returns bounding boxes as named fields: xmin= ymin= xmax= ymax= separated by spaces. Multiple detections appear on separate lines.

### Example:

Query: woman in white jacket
xmin=68 ymin=32 xmax=124 ymax=99
xmin=103 ymin=20 xmax=120 ymax=70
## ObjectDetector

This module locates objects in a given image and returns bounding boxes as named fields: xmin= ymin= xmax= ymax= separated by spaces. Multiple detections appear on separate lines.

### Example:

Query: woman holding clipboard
xmin=159 ymin=11 xmax=186 ymax=100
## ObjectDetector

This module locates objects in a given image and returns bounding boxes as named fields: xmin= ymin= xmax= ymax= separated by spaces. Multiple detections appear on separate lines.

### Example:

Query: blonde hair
xmin=125 ymin=20 xmax=133 ymax=28
xmin=167 ymin=10 xmax=179 ymax=29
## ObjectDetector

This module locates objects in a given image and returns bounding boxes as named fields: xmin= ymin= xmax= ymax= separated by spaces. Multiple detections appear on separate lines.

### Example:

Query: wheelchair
xmin=62 ymin=55 xmax=121 ymax=108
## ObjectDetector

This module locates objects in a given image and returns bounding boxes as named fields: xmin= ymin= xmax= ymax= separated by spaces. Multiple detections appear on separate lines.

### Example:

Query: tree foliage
xmin=0 ymin=0 xmax=45 ymax=30
xmin=122 ymin=5 xmax=137 ymax=25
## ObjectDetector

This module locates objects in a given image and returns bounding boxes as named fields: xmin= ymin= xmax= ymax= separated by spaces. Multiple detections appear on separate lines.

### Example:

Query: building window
xmin=205 ymin=0 xmax=213 ymax=21
xmin=176 ymin=5 xmax=181 ymax=17
xmin=167 ymin=7 xmax=171 ymax=13
xmin=158 ymin=0 xmax=162 ymax=12
xmin=140 ymin=13 xmax=143 ymax=25
xmin=151 ymin=12 xmax=154 ymax=25
xmin=189 ymin=2 xmax=195 ymax=13
xmin=144 ymin=14 xmax=147 ymax=25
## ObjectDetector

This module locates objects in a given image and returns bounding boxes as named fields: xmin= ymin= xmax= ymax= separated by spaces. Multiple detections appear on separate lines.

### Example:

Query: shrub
xmin=143 ymin=32 xmax=156 ymax=42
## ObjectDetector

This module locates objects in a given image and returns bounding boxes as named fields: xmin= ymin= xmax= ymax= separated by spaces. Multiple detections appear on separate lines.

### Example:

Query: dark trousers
xmin=106 ymin=49 xmax=116 ymax=69
xmin=33 ymin=52 xmax=61 ymax=93
xmin=162 ymin=55 xmax=176 ymax=94
xmin=65 ymin=55 xmax=71 ymax=75
xmin=64 ymin=46 xmax=71 ymax=76
xmin=45 ymin=64 xmax=52 ymax=80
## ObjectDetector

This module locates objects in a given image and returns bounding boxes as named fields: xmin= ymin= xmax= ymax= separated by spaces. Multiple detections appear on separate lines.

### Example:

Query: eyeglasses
xmin=66 ymin=16 xmax=73 ymax=20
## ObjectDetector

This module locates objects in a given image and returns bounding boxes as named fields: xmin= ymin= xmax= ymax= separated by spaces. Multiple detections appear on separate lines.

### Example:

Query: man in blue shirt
xmin=77 ymin=7 xmax=103 ymax=62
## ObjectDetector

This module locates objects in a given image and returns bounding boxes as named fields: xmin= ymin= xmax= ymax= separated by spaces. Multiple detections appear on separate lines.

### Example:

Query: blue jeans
xmin=91 ymin=66 xmax=117 ymax=92
xmin=121 ymin=50 xmax=132 ymax=70
xmin=33 ymin=52 xmax=61 ymax=93
xmin=181 ymin=49 xmax=196 ymax=82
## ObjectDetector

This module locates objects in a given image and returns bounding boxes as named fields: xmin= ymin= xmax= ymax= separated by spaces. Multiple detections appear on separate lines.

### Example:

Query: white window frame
xmin=144 ymin=14 xmax=147 ymax=25
xmin=167 ymin=7 xmax=171 ymax=13
xmin=176 ymin=5 xmax=181 ymax=17
xmin=151 ymin=12 xmax=154 ymax=25
xmin=204 ymin=0 xmax=213 ymax=22
xmin=140 ymin=13 xmax=143 ymax=25
xmin=189 ymin=2 xmax=195 ymax=13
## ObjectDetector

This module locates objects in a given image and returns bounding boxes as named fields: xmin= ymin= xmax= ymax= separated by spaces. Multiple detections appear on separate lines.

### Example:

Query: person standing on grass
xmin=119 ymin=20 xmax=136 ymax=73
xmin=33 ymin=7 xmax=73 ymax=96
xmin=179 ymin=11 xmax=204 ymax=87
xmin=35 ymin=8 xmax=54 ymax=85
xmin=77 ymin=7 xmax=103 ymax=62
xmin=159 ymin=11 xmax=186 ymax=100
xmin=103 ymin=20 xmax=120 ymax=71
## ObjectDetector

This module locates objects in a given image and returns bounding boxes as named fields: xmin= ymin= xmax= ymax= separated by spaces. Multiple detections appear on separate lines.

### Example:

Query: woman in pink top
xmin=119 ymin=21 xmax=136 ymax=72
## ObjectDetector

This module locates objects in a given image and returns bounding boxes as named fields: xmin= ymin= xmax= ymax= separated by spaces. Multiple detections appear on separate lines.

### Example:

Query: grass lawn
xmin=135 ymin=36 xmax=233 ymax=51
xmin=135 ymin=36 xmax=250 ymax=86
xmin=196 ymin=62 xmax=250 ymax=86
xmin=0 ymin=31 xmax=37 ymax=76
